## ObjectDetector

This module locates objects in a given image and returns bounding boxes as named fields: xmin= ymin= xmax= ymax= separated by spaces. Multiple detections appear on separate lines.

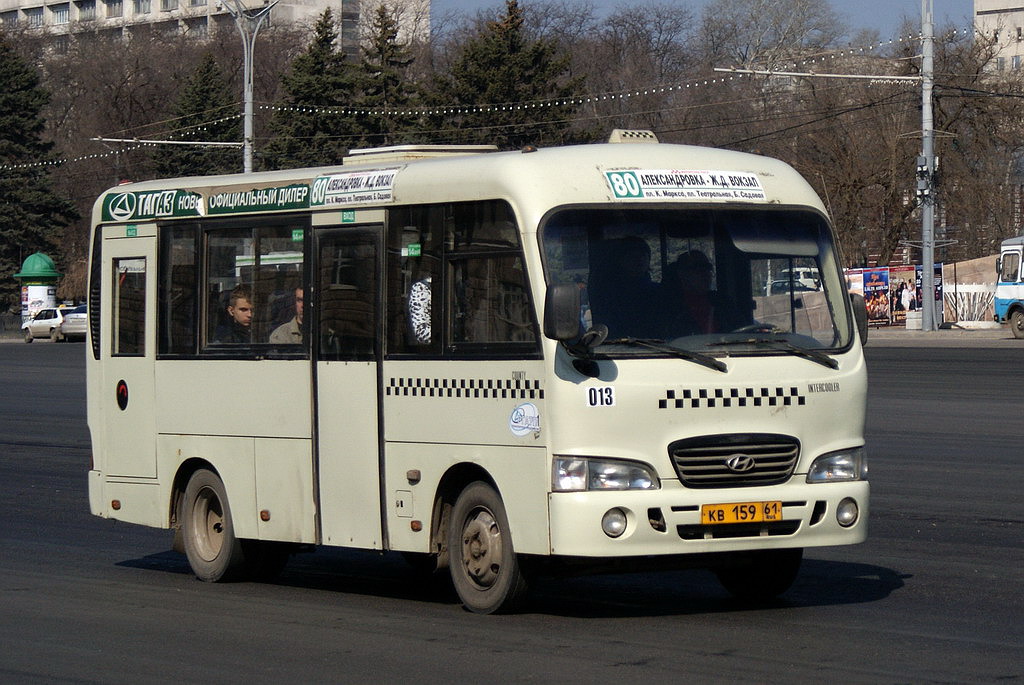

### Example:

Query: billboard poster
xmin=889 ymin=265 xmax=917 ymax=325
xmin=863 ymin=268 xmax=890 ymax=324
xmin=21 ymin=284 xmax=56 ymax=323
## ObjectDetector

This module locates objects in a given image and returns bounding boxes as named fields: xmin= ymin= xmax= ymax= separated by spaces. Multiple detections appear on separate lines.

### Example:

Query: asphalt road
xmin=0 ymin=340 xmax=1020 ymax=683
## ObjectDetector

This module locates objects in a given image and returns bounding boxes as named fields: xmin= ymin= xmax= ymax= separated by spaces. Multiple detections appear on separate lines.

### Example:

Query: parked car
xmin=21 ymin=307 xmax=76 ymax=343
xmin=56 ymin=304 xmax=88 ymax=342
xmin=769 ymin=279 xmax=818 ymax=295
xmin=780 ymin=266 xmax=821 ymax=290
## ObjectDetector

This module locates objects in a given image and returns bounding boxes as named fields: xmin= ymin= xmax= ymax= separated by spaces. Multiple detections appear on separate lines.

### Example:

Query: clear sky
xmin=430 ymin=0 xmax=975 ymax=41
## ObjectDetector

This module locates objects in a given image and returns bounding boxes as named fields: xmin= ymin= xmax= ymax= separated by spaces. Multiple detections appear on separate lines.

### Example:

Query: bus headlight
xmin=806 ymin=447 xmax=867 ymax=483
xmin=553 ymin=457 xmax=660 ymax=492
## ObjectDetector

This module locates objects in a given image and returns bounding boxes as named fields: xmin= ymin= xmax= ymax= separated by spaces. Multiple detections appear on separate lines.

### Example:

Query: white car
xmin=56 ymin=304 xmax=88 ymax=342
xmin=22 ymin=307 xmax=72 ymax=343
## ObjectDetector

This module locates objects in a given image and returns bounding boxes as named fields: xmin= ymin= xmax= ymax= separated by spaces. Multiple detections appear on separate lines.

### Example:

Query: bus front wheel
xmin=1011 ymin=310 xmax=1024 ymax=339
xmin=448 ymin=481 xmax=528 ymax=614
xmin=182 ymin=469 xmax=246 ymax=582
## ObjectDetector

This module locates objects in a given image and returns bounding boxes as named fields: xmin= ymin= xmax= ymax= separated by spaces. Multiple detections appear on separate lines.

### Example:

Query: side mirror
xmin=850 ymin=292 xmax=868 ymax=344
xmin=543 ymin=283 xmax=581 ymax=341
xmin=996 ymin=256 xmax=1002 ymax=276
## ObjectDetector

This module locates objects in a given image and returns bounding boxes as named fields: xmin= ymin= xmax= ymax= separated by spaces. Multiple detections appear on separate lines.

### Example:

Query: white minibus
xmin=87 ymin=131 xmax=869 ymax=613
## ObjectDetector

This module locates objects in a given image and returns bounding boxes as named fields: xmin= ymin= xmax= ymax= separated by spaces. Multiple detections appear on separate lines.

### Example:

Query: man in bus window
xmin=214 ymin=286 xmax=253 ymax=343
xmin=663 ymin=251 xmax=742 ymax=335
xmin=269 ymin=287 xmax=303 ymax=344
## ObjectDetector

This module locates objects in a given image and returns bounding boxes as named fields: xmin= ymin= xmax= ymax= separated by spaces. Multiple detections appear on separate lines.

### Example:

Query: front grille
xmin=668 ymin=433 xmax=799 ymax=488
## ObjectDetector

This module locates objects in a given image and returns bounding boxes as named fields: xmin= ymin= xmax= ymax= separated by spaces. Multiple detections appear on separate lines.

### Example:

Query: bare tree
xmin=699 ymin=0 xmax=846 ymax=69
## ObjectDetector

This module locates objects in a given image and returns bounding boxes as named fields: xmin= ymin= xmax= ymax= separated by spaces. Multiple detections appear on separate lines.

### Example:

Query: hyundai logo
xmin=725 ymin=454 xmax=756 ymax=472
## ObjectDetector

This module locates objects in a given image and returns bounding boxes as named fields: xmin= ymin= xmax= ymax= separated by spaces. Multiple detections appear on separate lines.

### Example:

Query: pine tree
xmin=353 ymin=3 xmax=423 ymax=147
xmin=262 ymin=9 xmax=360 ymax=169
xmin=0 ymin=35 xmax=78 ymax=307
xmin=152 ymin=53 xmax=242 ymax=178
xmin=431 ymin=0 xmax=582 ymax=149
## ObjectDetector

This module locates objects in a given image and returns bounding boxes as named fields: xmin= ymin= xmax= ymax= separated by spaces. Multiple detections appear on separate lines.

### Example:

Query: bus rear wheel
xmin=713 ymin=548 xmax=803 ymax=601
xmin=448 ymin=481 xmax=528 ymax=614
xmin=182 ymin=469 xmax=246 ymax=582
xmin=1011 ymin=310 xmax=1024 ymax=339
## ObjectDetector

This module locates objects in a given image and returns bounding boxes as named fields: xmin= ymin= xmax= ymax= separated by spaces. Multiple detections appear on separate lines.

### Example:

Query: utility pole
xmin=223 ymin=0 xmax=279 ymax=174
xmin=919 ymin=0 xmax=938 ymax=330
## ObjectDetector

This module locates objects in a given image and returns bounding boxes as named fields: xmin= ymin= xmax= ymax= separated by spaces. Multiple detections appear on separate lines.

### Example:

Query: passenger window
xmin=449 ymin=255 xmax=535 ymax=344
xmin=113 ymin=257 xmax=146 ymax=356
xmin=204 ymin=224 xmax=305 ymax=347
xmin=318 ymin=231 xmax=378 ymax=361
xmin=387 ymin=200 xmax=539 ymax=356
xmin=159 ymin=224 xmax=198 ymax=355
xmin=387 ymin=206 xmax=442 ymax=355
xmin=999 ymin=253 xmax=1020 ymax=283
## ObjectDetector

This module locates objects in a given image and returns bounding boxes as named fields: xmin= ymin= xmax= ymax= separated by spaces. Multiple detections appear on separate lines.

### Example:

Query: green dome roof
xmin=14 ymin=252 xmax=61 ymax=280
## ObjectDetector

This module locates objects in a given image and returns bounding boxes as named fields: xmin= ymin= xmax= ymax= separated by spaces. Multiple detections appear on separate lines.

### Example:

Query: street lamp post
xmin=222 ymin=0 xmax=278 ymax=173
xmin=920 ymin=0 xmax=937 ymax=330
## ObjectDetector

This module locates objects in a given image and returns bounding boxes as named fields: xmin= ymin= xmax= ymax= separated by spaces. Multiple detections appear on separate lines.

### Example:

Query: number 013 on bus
xmin=86 ymin=131 xmax=869 ymax=614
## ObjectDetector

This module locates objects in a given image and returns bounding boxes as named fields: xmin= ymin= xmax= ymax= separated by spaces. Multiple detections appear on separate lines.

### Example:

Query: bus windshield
xmin=541 ymin=206 xmax=852 ymax=354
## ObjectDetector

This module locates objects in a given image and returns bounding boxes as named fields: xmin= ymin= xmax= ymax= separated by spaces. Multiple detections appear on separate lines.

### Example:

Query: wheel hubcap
xmin=192 ymin=486 xmax=224 ymax=562
xmin=460 ymin=508 xmax=502 ymax=588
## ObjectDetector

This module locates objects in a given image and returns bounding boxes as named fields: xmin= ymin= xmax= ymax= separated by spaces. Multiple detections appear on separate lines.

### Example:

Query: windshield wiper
xmin=603 ymin=337 xmax=728 ymax=373
xmin=710 ymin=336 xmax=838 ymax=369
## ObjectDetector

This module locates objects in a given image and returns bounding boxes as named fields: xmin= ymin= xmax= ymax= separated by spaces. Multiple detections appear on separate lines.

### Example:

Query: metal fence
xmin=0 ymin=313 xmax=23 ymax=340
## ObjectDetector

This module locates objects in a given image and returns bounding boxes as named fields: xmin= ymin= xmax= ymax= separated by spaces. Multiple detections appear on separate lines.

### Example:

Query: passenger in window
xmin=588 ymin=237 xmax=661 ymax=339
xmin=214 ymin=286 xmax=254 ymax=343
xmin=269 ymin=287 xmax=303 ymax=344
xmin=663 ymin=251 xmax=741 ymax=336
xmin=408 ymin=275 xmax=431 ymax=344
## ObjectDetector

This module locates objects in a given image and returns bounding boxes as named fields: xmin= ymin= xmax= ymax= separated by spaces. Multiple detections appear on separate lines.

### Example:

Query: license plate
xmin=701 ymin=501 xmax=783 ymax=525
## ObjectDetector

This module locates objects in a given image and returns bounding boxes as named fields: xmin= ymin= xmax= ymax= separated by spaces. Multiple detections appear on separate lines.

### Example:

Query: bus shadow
xmin=116 ymin=547 xmax=460 ymax=606
xmin=117 ymin=549 xmax=907 ymax=617
xmin=525 ymin=559 xmax=909 ymax=618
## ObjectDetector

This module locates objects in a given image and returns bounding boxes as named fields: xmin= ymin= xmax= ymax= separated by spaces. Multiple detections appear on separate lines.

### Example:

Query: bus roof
xmin=92 ymin=141 xmax=827 ymax=227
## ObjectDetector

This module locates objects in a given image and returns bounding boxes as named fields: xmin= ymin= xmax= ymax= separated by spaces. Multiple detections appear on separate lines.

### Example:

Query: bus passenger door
xmin=99 ymin=226 xmax=158 ymax=478
xmin=314 ymin=227 xmax=383 ymax=549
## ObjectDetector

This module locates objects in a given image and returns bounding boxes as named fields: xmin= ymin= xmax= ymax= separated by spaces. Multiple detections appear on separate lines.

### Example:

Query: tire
xmin=181 ymin=469 xmax=246 ymax=582
xmin=713 ymin=548 xmax=803 ymax=601
xmin=448 ymin=481 xmax=528 ymax=614
xmin=24 ymin=329 xmax=33 ymax=344
xmin=1011 ymin=310 xmax=1024 ymax=339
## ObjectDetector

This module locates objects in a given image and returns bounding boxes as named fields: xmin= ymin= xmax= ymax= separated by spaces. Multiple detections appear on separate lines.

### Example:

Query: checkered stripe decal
xmin=658 ymin=386 xmax=806 ymax=409
xmin=386 ymin=377 xmax=544 ymax=400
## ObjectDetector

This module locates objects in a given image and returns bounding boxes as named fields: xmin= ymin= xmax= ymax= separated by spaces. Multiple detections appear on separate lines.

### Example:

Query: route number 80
xmin=606 ymin=171 xmax=642 ymax=198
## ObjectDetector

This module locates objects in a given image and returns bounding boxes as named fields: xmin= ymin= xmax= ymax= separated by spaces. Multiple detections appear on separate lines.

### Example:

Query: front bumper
xmin=548 ymin=479 xmax=868 ymax=557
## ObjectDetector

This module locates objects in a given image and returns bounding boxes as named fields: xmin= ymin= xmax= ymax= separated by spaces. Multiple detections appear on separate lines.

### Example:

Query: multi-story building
xmin=975 ymin=0 xmax=1024 ymax=71
xmin=0 ymin=0 xmax=429 ymax=52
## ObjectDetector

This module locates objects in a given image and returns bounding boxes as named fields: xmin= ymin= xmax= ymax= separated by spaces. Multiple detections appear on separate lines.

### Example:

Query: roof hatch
xmin=343 ymin=144 xmax=498 ymax=165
